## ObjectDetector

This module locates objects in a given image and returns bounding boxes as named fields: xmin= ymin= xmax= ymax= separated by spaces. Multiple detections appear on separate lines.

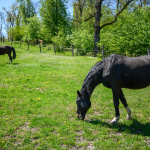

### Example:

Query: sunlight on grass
xmin=0 ymin=42 xmax=150 ymax=149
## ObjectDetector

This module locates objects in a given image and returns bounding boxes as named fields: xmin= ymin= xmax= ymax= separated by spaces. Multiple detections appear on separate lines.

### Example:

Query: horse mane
xmin=81 ymin=59 xmax=104 ymax=92
xmin=83 ymin=60 xmax=104 ymax=82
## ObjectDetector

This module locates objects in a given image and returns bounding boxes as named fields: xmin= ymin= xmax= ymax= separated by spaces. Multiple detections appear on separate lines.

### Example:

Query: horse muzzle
xmin=77 ymin=114 xmax=85 ymax=120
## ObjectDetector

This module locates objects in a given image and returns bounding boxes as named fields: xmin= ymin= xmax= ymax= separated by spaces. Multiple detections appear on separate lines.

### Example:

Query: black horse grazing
xmin=0 ymin=45 xmax=16 ymax=63
xmin=76 ymin=54 xmax=150 ymax=124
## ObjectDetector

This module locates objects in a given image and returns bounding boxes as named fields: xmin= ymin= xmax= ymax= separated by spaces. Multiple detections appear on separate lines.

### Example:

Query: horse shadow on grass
xmin=86 ymin=119 xmax=150 ymax=137
xmin=5 ymin=62 xmax=19 ymax=65
xmin=13 ymin=63 xmax=19 ymax=65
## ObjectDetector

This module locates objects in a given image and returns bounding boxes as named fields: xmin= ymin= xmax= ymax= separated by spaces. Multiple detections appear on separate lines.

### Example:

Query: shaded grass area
xmin=0 ymin=42 xmax=150 ymax=149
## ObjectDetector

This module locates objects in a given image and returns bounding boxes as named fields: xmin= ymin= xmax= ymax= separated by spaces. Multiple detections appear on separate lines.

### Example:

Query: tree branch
xmin=100 ymin=0 xmax=134 ymax=29
xmin=84 ymin=13 xmax=96 ymax=22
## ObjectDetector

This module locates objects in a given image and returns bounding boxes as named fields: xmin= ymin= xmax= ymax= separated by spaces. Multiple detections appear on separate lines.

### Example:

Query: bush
xmin=71 ymin=28 xmax=94 ymax=53
xmin=46 ymin=44 xmax=54 ymax=50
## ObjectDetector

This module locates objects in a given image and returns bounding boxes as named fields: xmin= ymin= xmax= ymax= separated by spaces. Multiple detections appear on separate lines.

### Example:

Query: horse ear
xmin=77 ymin=90 xmax=81 ymax=97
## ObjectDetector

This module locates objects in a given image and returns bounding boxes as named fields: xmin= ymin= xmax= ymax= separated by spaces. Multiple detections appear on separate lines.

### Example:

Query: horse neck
xmin=80 ymin=62 xmax=103 ymax=100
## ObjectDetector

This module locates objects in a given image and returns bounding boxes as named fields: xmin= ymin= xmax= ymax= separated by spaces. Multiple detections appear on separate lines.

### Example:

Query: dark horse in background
xmin=0 ymin=45 xmax=16 ymax=63
xmin=76 ymin=54 xmax=150 ymax=124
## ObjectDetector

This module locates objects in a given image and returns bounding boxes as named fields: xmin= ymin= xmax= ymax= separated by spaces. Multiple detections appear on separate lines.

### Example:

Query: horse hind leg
xmin=119 ymin=89 xmax=132 ymax=120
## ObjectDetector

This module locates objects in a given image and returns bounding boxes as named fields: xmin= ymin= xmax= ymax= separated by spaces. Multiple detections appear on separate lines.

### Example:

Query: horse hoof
xmin=110 ymin=120 xmax=117 ymax=125
xmin=110 ymin=117 xmax=120 ymax=125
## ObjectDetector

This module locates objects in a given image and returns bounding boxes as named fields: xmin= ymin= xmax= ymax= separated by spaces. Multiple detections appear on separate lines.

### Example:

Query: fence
xmin=56 ymin=44 xmax=150 ymax=59
xmin=0 ymin=36 xmax=150 ymax=58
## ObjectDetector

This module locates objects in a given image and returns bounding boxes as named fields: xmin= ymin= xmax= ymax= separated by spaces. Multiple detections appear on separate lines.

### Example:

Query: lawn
xmin=0 ymin=42 xmax=150 ymax=150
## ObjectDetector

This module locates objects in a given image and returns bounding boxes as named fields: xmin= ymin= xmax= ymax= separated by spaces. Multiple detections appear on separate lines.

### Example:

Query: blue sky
xmin=0 ymin=0 xmax=73 ymax=37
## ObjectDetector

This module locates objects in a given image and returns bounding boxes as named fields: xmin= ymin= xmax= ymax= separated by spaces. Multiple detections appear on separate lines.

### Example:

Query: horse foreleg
xmin=119 ymin=89 xmax=132 ymax=120
xmin=8 ymin=54 xmax=12 ymax=63
xmin=111 ymin=86 xmax=120 ymax=125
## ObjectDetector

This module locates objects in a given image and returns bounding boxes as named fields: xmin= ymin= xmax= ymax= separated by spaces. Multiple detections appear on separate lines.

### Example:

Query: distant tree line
xmin=0 ymin=0 xmax=150 ymax=56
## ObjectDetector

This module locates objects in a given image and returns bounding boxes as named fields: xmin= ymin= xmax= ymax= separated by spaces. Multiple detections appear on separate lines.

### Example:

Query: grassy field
xmin=0 ymin=42 xmax=150 ymax=150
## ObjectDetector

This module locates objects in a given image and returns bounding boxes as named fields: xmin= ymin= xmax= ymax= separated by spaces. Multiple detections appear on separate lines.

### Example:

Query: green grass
xmin=0 ymin=42 xmax=150 ymax=150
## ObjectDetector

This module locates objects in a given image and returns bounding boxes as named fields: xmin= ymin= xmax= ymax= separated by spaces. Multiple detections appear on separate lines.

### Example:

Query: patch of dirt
xmin=114 ymin=131 xmax=122 ymax=136
xmin=109 ymin=131 xmax=122 ymax=137
xmin=92 ymin=111 xmax=103 ymax=116
xmin=146 ymin=138 xmax=150 ymax=146
xmin=4 ymin=122 xmax=40 ymax=148
xmin=71 ymin=130 xmax=95 ymax=150
xmin=36 ymin=88 xmax=43 ymax=93
xmin=86 ymin=143 xmax=95 ymax=150
xmin=31 ymin=128 xmax=39 ymax=133
xmin=17 ymin=122 xmax=39 ymax=134
xmin=106 ymin=119 xmax=112 ymax=124
xmin=52 ymin=130 xmax=59 ymax=136
xmin=76 ymin=130 xmax=84 ymax=136
xmin=19 ymin=122 xmax=30 ymax=131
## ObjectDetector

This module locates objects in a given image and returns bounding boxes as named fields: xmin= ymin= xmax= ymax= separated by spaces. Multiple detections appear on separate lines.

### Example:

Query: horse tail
xmin=12 ymin=47 xmax=16 ymax=59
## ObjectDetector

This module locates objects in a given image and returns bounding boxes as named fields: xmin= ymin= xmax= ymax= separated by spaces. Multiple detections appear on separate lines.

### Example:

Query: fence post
xmin=3 ymin=36 xmax=4 ymax=43
xmin=11 ymin=38 xmax=13 ymax=45
xmin=20 ymin=40 xmax=21 ymax=47
xmin=39 ymin=41 xmax=40 ymax=47
xmin=1 ymin=35 xmax=2 ymax=42
xmin=71 ymin=43 xmax=74 ymax=56
xmin=102 ymin=44 xmax=104 ymax=59
xmin=28 ymin=41 xmax=29 ymax=50
xmin=54 ymin=43 xmax=56 ymax=54
xmin=39 ymin=41 xmax=41 ymax=52
xmin=148 ymin=47 xmax=150 ymax=55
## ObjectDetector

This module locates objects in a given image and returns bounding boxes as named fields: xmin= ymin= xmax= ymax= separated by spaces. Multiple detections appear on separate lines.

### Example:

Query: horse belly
xmin=122 ymin=70 xmax=150 ymax=89
xmin=0 ymin=48 xmax=7 ymax=55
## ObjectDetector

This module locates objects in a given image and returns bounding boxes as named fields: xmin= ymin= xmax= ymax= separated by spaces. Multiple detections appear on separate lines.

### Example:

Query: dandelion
xmin=44 ymin=82 xmax=49 ymax=84
xmin=118 ymin=141 xmax=120 ymax=143
xmin=2 ymin=141 xmax=4 ymax=143
xmin=37 ymin=97 xmax=41 ymax=100
xmin=64 ymin=121 xmax=66 ymax=123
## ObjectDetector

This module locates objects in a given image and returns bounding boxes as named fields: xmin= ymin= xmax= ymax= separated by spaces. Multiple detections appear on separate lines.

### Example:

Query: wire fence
xmin=58 ymin=44 xmax=150 ymax=58
xmin=0 ymin=36 xmax=150 ymax=58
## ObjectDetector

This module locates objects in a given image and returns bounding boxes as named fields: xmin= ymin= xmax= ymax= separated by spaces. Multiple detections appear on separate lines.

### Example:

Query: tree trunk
xmin=94 ymin=0 xmax=103 ymax=54
xmin=93 ymin=0 xmax=133 ymax=55
xmin=56 ymin=0 xmax=58 ymax=35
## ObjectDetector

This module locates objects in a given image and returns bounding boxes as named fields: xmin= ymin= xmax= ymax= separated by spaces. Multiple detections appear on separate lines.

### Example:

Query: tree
xmin=137 ymin=0 xmax=150 ymax=7
xmin=0 ymin=12 xmax=4 ymax=36
xmin=72 ymin=0 xmax=135 ymax=54
xmin=23 ymin=15 xmax=41 ymax=42
xmin=2 ymin=3 xmax=20 ymax=40
xmin=93 ymin=0 xmax=134 ymax=53
xmin=17 ymin=0 xmax=36 ymax=24
xmin=98 ymin=6 xmax=150 ymax=56
xmin=39 ymin=0 xmax=69 ymax=43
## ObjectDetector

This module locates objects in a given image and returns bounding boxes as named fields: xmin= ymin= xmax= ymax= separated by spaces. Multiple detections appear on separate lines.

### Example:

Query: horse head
xmin=76 ymin=90 xmax=91 ymax=120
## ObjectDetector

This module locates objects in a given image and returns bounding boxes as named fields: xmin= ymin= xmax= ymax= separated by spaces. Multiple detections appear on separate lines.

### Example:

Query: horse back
xmin=102 ymin=54 xmax=150 ymax=89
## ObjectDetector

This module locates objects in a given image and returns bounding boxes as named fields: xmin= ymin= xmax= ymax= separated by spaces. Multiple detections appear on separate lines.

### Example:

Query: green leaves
xmin=39 ymin=0 xmax=70 ymax=43
xmin=23 ymin=15 xmax=41 ymax=41
xmin=71 ymin=23 xmax=94 ymax=52
xmin=99 ymin=7 xmax=150 ymax=56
